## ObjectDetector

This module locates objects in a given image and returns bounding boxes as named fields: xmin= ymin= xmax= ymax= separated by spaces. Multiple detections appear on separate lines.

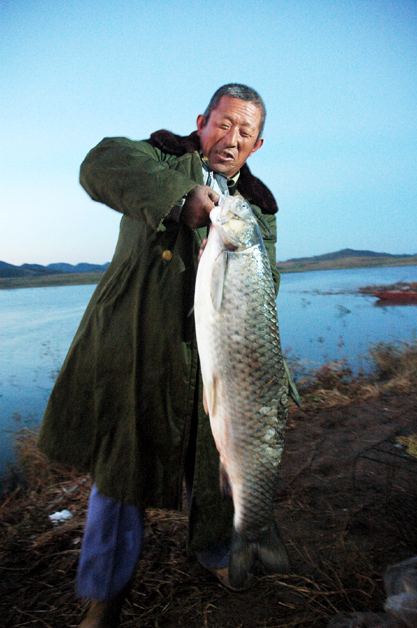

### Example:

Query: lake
xmin=1 ymin=265 xmax=417 ymax=484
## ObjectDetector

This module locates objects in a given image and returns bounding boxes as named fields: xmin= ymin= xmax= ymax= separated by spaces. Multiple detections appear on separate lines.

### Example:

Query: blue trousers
xmin=76 ymin=484 xmax=230 ymax=600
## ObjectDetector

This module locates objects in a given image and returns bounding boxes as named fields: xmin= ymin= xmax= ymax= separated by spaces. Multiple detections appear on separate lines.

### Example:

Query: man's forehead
xmin=212 ymin=96 xmax=262 ymax=126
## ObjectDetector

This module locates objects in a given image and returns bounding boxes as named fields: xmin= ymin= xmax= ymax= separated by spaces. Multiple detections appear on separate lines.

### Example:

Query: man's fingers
xmin=208 ymin=189 xmax=220 ymax=205
xmin=180 ymin=185 xmax=221 ymax=228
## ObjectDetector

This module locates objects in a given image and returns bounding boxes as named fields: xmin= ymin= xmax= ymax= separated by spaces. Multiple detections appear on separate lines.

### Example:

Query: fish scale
xmin=194 ymin=195 xmax=290 ymax=588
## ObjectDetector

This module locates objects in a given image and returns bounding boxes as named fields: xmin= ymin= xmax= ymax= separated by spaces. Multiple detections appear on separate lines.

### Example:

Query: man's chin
xmin=209 ymin=160 xmax=237 ymax=178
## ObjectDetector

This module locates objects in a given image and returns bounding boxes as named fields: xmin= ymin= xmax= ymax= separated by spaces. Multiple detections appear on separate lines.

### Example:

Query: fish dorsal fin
xmin=210 ymin=251 xmax=228 ymax=312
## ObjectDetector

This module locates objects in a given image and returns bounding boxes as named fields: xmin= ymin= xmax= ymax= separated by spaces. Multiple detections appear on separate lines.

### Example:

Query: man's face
xmin=196 ymin=95 xmax=264 ymax=178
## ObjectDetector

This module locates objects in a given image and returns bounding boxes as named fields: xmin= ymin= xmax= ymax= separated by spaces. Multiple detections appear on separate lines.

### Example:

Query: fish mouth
xmin=209 ymin=198 xmax=253 ymax=249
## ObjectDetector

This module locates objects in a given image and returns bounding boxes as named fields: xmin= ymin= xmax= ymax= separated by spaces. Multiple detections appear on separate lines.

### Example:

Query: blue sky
xmin=1 ymin=0 xmax=416 ymax=265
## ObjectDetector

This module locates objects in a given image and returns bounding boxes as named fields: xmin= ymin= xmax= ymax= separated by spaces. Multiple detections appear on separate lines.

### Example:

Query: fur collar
xmin=150 ymin=129 xmax=278 ymax=215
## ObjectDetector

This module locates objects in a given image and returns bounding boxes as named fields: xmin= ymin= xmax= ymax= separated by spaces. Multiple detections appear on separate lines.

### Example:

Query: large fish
xmin=194 ymin=195 xmax=290 ymax=589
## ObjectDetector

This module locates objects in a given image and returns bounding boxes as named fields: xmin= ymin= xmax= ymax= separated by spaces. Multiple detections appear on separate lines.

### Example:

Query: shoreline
xmin=1 ymin=260 xmax=417 ymax=291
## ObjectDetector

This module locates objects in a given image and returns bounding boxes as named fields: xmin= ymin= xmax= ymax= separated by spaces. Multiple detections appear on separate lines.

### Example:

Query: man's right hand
xmin=180 ymin=185 xmax=220 ymax=229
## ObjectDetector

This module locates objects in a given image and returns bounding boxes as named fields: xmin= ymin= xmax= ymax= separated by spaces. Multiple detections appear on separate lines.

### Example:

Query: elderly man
xmin=37 ymin=83 xmax=292 ymax=628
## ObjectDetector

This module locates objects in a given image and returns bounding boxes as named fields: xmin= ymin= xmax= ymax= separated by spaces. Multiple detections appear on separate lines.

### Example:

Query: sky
xmin=1 ymin=0 xmax=416 ymax=266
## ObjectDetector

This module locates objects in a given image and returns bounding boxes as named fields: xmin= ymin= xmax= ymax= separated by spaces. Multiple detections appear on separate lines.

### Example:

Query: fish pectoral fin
xmin=210 ymin=251 xmax=228 ymax=312
xmin=219 ymin=462 xmax=232 ymax=497
xmin=203 ymin=386 xmax=209 ymax=415
xmin=202 ymin=376 xmax=218 ymax=417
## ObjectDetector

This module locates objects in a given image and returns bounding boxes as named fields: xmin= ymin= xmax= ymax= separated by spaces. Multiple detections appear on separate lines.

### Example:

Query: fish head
xmin=210 ymin=196 xmax=259 ymax=250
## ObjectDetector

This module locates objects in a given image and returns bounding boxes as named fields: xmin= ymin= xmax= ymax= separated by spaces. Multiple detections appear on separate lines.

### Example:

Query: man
xmin=37 ymin=84 xmax=290 ymax=628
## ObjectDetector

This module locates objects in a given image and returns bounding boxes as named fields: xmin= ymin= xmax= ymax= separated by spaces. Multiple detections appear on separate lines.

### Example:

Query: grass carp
xmin=194 ymin=195 xmax=290 ymax=589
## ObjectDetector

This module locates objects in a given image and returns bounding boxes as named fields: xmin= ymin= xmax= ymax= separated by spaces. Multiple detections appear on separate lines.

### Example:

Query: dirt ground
xmin=1 ymin=390 xmax=417 ymax=628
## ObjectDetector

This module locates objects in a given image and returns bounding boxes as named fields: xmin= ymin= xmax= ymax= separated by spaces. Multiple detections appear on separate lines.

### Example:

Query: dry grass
xmin=368 ymin=339 xmax=417 ymax=388
xmin=292 ymin=338 xmax=417 ymax=413
xmin=0 ymin=442 xmax=389 ymax=628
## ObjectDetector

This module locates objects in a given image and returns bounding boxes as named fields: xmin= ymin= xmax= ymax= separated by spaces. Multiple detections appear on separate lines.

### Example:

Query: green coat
xmin=37 ymin=132 xmax=281 ymax=552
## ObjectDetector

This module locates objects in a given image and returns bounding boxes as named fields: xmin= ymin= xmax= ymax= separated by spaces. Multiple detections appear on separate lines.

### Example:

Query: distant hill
xmin=0 ymin=261 xmax=110 ymax=280
xmin=47 ymin=262 xmax=111 ymax=274
xmin=276 ymin=248 xmax=417 ymax=273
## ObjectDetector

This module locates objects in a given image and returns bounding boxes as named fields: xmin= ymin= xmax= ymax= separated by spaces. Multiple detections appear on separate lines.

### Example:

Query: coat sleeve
xmin=79 ymin=137 xmax=199 ymax=231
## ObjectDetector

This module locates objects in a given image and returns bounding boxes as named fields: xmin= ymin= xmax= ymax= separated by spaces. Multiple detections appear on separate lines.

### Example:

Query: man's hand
xmin=180 ymin=185 xmax=220 ymax=229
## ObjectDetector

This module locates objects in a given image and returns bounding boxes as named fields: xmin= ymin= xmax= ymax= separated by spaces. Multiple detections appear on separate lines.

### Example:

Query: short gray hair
xmin=203 ymin=83 xmax=266 ymax=139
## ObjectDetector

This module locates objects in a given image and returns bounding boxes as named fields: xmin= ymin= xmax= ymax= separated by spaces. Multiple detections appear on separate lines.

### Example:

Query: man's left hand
xmin=180 ymin=185 xmax=219 ymax=229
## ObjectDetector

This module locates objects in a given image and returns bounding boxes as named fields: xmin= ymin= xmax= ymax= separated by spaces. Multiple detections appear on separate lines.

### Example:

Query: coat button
xmin=162 ymin=250 xmax=173 ymax=261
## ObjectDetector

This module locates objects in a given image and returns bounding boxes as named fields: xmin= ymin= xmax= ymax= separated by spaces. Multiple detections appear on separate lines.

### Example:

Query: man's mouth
xmin=216 ymin=150 xmax=235 ymax=161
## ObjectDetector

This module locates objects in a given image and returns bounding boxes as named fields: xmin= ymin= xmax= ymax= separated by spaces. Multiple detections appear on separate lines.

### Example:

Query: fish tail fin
xmin=228 ymin=523 xmax=290 ymax=589
xmin=255 ymin=521 xmax=290 ymax=575
xmin=228 ymin=530 xmax=256 ymax=589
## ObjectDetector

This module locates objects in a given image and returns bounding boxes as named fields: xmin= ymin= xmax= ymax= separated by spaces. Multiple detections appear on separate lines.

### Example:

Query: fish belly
xmin=195 ymin=236 xmax=289 ymax=531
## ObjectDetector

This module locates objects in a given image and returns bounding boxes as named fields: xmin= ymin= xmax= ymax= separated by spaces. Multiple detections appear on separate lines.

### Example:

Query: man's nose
xmin=224 ymin=126 xmax=238 ymax=146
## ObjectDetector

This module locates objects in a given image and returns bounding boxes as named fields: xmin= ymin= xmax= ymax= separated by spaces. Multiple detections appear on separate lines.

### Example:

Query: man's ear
xmin=249 ymin=137 xmax=264 ymax=157
xmin=196 ymin=114 xmax=206 ymax=136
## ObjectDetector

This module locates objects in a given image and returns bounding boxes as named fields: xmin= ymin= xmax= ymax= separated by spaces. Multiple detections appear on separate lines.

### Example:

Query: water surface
xmin=278 ymin=266 xmax=417 ymax=372
xmin=1 ymin=266 xmax=416 ymax=482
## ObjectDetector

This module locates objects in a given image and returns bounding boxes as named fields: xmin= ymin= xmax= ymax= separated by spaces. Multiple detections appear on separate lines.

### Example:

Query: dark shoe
xmin=78 ymin=596 xmax=125 ymax=628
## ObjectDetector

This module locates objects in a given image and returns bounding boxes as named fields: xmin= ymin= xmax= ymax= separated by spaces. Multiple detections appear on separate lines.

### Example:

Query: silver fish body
xmin=194 ymin=195 xmax=290 ymax=588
